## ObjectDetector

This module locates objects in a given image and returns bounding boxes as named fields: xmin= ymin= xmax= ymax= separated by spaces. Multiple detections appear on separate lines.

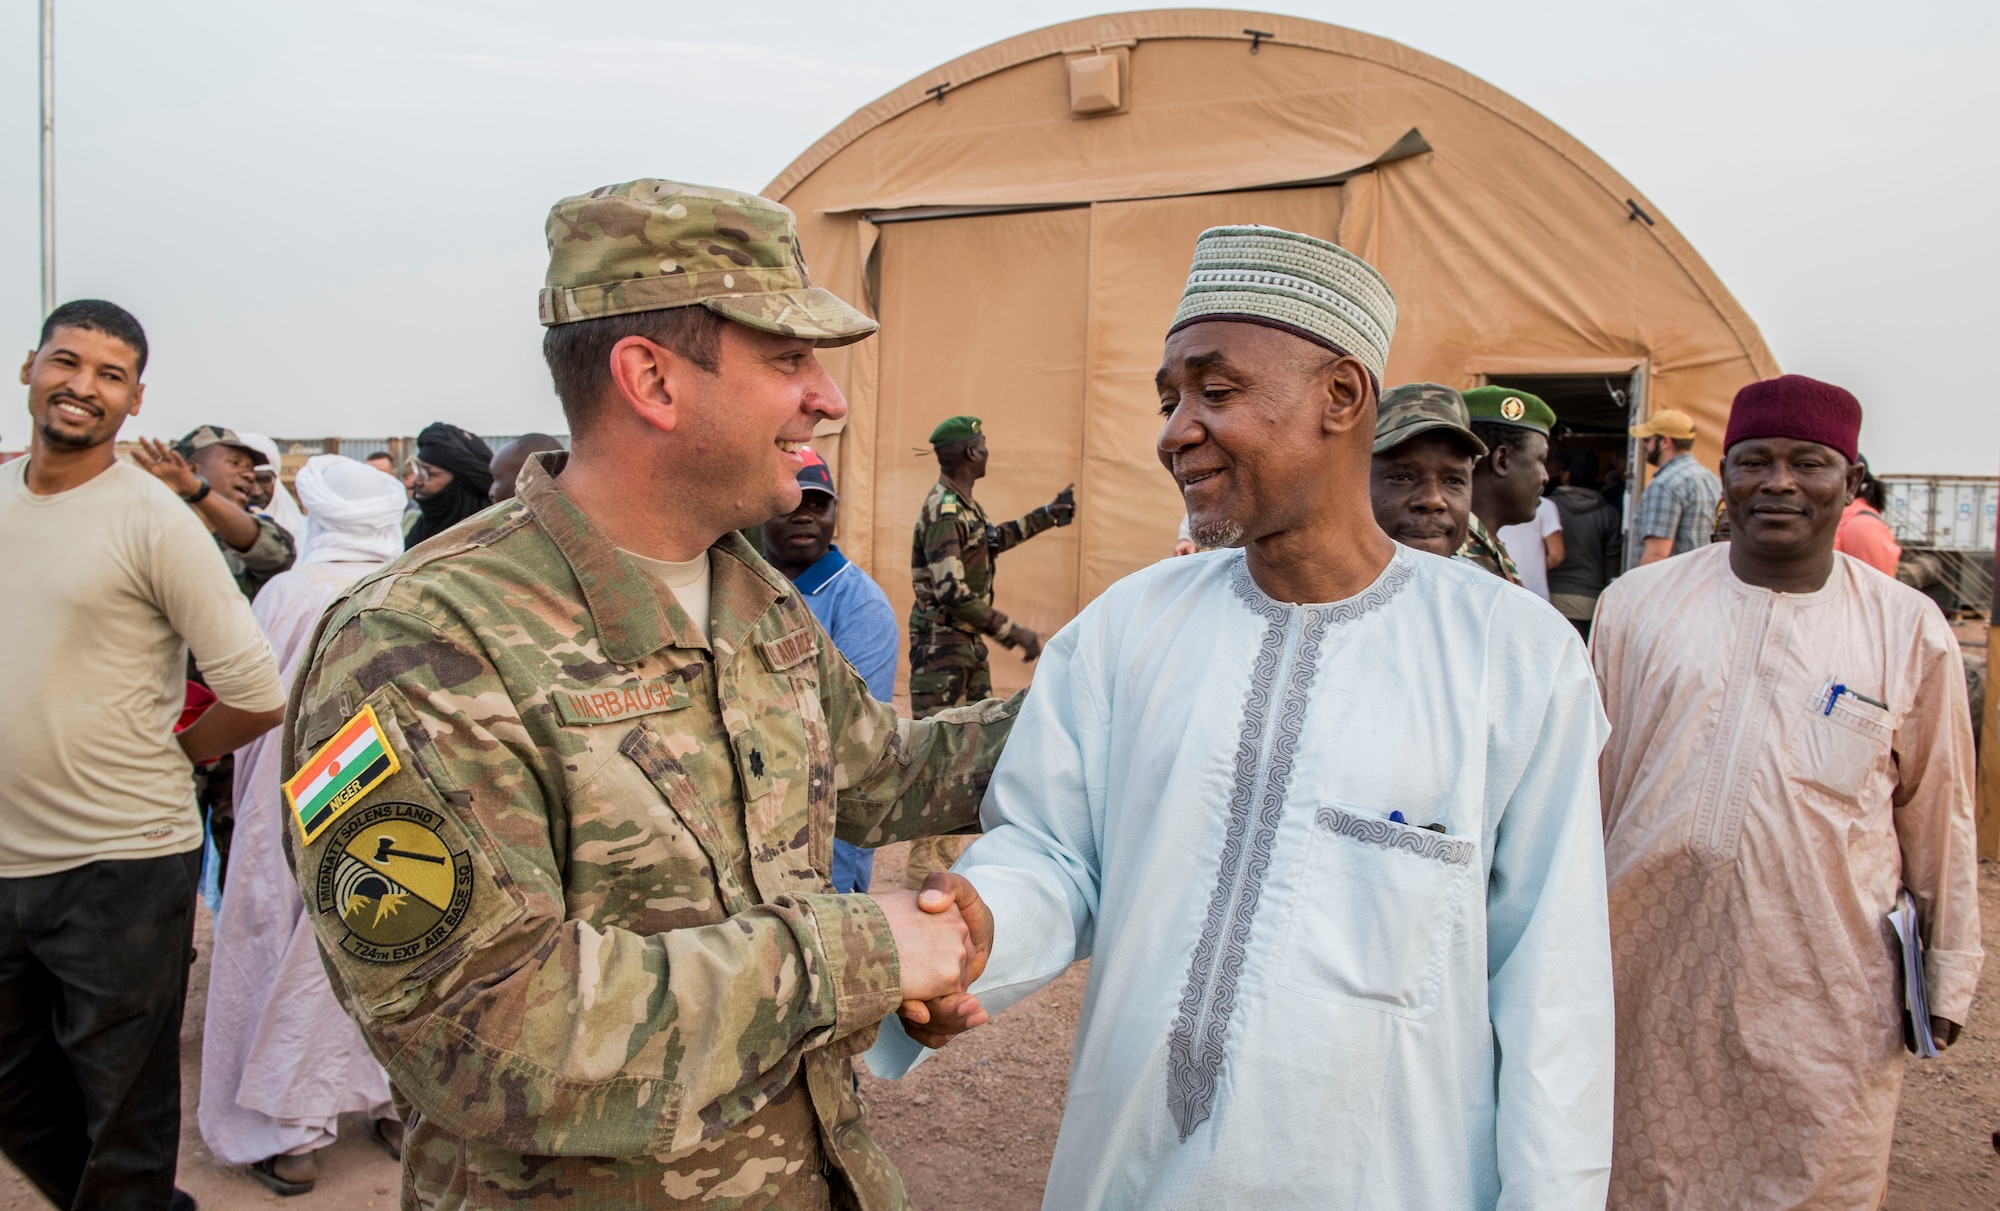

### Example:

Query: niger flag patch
xmin=285 ymin=705 xmax=401 ymax=846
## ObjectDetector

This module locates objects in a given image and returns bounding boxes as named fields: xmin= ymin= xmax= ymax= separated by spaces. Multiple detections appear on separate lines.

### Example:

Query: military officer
xmin=1369 ymin=382 xmax=1487 ymax=558
xmin=283 ymin=181 xmax=1008 ymax=1210
xmin=904 ymin=416 xmax=1074 ymax=887
xmin=1456 ymin=385 xmax=1555 ymax=584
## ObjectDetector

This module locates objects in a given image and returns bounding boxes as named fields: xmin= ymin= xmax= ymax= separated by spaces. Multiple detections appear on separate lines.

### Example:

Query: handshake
xmin=870 ymin=872 xmax=994 ymax=1049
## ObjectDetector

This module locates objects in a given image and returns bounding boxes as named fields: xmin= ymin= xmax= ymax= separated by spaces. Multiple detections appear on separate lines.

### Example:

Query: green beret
xmin=929 ymin=416 xmax=983 ymax=446
xmin=1462 ymin=386 xmax=1555 ymax=435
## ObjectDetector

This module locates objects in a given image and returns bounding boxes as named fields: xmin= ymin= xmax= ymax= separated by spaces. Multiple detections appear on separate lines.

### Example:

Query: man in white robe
xmin=870 ymin=226 xmax=1615 ymax=1209
xmin=1594 ymin=375 xmax=1981 ymax=1208
xmin=200 ymin=455 xmax=411 ymax=1194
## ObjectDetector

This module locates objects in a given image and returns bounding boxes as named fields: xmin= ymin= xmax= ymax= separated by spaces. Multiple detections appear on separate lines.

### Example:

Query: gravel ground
xmin=4 ymin=849 xmax=1995 ymax=1209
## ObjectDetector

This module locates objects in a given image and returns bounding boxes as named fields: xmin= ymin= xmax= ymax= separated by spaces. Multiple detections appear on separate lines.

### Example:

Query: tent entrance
xmin=1478 ymin=368 xmax=1648 ymax=571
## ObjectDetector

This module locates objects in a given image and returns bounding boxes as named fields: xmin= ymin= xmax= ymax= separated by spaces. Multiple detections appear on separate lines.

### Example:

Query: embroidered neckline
xmin=1227 ymin=548 xmax=1414 ymax=625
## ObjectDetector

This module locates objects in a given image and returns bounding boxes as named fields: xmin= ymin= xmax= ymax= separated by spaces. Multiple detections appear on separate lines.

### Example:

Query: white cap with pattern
xmin=1169 ymin=225 xmax=1397 ymax=383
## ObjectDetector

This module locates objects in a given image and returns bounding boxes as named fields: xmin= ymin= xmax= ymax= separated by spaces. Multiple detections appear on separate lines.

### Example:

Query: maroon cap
xmin=1724 ymin=375 xmax=1861 ymax=464
xmin=795 ymin=446 xmax=838 ymax=499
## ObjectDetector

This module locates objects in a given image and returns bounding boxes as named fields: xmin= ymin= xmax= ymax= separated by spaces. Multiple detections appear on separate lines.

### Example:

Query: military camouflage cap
xmin=175 ymin=424 xmax=268 ymax=466
xmin=1463 ymin=386 xmax=1556 ymax=435
xmin=538 ymin=179 xmax=878 ymax=347
xmin=1374 ymin=383 xmax=1486 ymax=457
xmin=928 ymin=416 xmax=982 ymax=446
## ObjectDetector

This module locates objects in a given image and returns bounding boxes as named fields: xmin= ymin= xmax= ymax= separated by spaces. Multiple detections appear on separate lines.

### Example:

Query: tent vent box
xmin=1067 ymin=47 xmax=1129 ymax=116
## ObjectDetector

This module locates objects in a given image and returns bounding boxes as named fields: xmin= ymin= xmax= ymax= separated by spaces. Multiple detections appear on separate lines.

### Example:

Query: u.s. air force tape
xmin=314 ymin=801 xmax=474 ymax=965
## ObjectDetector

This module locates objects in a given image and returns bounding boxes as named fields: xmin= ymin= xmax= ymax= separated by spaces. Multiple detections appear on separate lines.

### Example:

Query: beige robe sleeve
xmin=1891 ymin=612 xmax=1983 ymax=1025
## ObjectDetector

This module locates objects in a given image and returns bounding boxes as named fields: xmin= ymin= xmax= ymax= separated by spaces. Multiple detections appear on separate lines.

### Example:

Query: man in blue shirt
xmin=759 ymin=447 xmax=900 ymax=893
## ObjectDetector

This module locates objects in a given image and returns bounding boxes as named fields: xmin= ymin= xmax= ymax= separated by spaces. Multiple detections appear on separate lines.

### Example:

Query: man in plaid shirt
xmin=1631 ymin=409 xmax=1721 ymax=565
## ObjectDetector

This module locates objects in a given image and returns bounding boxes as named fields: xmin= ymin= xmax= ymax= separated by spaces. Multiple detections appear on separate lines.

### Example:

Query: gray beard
xmin=1187 ymin=517 xmax=1245 ymax=549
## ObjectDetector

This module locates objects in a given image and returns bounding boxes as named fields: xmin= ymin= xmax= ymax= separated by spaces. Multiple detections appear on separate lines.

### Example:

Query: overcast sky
xmin=3 ymin=1 xmax=1995 ymax=473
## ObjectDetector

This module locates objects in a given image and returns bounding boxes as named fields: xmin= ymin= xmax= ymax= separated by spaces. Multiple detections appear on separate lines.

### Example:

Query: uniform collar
xmin=792 ymin=544 xmax=851 ymax=595
xmin=516 ymin=452 xmax=790 ymax=664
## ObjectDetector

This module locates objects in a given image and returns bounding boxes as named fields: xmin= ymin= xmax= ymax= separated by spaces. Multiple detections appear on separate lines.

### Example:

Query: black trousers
xmin=0 ymin=850 xmax=200 ymax=1210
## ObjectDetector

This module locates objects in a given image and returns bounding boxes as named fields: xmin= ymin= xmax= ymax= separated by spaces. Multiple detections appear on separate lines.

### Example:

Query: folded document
xmin=1888 ymin=888 xmax=1939 ymax=1059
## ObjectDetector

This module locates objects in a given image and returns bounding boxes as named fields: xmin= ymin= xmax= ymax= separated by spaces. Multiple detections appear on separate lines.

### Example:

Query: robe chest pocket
xmin=1277 ymin=805 xmax=1476 ymax=1020
xmin=1796 ymin=693 xmax=1892 ymax=804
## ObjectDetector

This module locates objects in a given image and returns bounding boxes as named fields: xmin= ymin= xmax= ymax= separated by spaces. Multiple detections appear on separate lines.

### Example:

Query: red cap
xmin=1724 ymin=375 xmax=1861 ymax=464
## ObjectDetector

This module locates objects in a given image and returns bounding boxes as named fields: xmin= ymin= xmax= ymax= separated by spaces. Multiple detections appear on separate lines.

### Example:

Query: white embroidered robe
xmin=1593 ymin=545 xmax=1981 ymax=1208
xmin=870 ymin=547 xmax=1614 ymax=1209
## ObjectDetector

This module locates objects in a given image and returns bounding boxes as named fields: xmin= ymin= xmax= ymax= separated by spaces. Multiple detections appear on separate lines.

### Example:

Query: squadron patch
xmin=285 ymin=705 xmax=400 ymax=845
xmin=313 ymin=801 xmax=474 ymax=965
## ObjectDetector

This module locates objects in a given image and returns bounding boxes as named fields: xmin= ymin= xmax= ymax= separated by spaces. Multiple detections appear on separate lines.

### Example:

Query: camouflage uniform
xmin=282 ymin=183 xmax=995 ymax=1210
xmin=906 ymin=481 xmax=1058 ymax=717
xmin=903 ymin=481 xmax=1059 ymax=887
xmin=283 ymin=457 xmax=1013 ymax=1209
xmin=1457 ymin=515 xmax=1523 ymax=585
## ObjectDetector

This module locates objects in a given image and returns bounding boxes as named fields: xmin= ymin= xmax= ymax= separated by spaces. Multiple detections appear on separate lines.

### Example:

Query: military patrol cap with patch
xmin=1462 ymin=386 xmax=1556 ymax=435
xmin=537 ymin=179 xmax=878 ymax=348
xmin=1374 ymin=383 xmax=1488 ymax=457
xmin=928 ymin=416 xmax=983 ymax=446
xmin=175 ymin=424 xmax=268 ymax=467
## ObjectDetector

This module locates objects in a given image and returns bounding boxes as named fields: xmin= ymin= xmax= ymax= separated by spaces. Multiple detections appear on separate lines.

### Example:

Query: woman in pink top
xmin=1834 ymin=457 xmax=1902 ymax=575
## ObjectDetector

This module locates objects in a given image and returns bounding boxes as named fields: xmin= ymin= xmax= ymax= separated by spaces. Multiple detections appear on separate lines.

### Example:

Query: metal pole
xmin=39 ymin=0 xmax=56 ymax=315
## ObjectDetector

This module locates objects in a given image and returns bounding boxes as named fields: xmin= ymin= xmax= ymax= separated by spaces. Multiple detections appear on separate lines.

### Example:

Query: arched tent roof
xmin=767 ymin=8 xmax=1777 ymax=696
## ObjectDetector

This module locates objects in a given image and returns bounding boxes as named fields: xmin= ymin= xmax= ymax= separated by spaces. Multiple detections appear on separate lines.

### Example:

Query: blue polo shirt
xmin=790 ymin=545 xmax=898 ymax=892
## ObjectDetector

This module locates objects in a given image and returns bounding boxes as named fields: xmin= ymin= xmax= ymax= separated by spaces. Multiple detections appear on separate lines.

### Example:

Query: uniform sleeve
xmin=986 ymin=504 xmax=1058 ymax=555
xmin=822 ymin=628 xmax=1019 ymax=848
xmin=1892 ymin=615 xmax=1983 ymax=1025
xmin=234 ymin=510 xmax=298 ymax=574
xmin=924 ymin=509 xmax=1014 ymax=640
xmin=1486 ymin=618 xmax=1615 ymax=1209
xmin=866 ymin=622 xmax=1101 ymax=1078
xmin=148 ymin=508 xmax=285 ymax=711
xmin=286 ymin=604 xmax=907 ymax=1160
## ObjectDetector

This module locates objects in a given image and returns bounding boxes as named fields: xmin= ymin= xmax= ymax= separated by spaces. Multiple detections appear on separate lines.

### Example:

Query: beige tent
xmin=766 ymin=9 xmax=1778 ymax=696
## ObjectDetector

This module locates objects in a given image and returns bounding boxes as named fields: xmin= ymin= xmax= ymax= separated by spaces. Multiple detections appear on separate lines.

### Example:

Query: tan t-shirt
xmin=0 ymin=457 xmax=286 ymax=875
xmin=621 ymin=548 xmax=712 ymax=643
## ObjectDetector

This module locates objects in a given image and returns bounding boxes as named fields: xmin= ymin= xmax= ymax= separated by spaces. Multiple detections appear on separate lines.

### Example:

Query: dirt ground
xmin=3 ymin=847 xmax=1996 ymax=1210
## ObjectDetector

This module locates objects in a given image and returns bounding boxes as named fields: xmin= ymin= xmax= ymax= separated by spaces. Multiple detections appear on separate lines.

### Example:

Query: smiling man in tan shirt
xmin=0 ymin=300 xmax=285 ymax=1211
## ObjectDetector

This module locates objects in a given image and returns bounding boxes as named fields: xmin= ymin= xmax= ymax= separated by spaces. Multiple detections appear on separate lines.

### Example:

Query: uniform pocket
xmin=1277 ymin=805 xmax=1477 ymax=1020
xmin=1796 ymin=694 xmax=1892 ymax=804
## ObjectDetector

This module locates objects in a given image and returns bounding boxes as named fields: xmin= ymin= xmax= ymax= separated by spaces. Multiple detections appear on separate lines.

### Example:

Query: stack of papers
xmin=1888 ymin=889 xmax=1939 ymax=1059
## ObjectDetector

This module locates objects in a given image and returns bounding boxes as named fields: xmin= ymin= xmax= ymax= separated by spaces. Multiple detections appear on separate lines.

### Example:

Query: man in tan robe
xmin=1593 ymin=374 xmax=1981 ymax=1208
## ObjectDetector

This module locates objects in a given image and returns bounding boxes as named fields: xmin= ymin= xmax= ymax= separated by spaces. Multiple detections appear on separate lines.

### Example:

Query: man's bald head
xmin=489 ymin=432 xmax=566 ymax=503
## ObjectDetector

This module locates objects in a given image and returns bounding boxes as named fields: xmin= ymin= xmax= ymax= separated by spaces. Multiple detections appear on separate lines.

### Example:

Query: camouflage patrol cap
xmin=1374 ymin=383 xmax=1487 ymax=457
xmin=1463 ymin=386 xmax=1556 ymax=435
xmin=537 ymin=179 xmax=878 ymax=347
xmin=928 ymin=416 xmax=982 ymax=446
xmin=175 ymin=424 xmax=268 ymax=467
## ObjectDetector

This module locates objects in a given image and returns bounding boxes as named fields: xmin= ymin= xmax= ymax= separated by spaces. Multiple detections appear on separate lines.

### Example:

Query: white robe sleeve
xmin=865 ymin=622 xmax=1105 ymax=1078
xmin=1486 ymin=628 xmax=1615 ymax=1209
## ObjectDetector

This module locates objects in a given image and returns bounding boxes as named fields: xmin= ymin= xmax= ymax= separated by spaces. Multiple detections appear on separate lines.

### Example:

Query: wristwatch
xmin=180 ymin=479 xmax=212 ymax=505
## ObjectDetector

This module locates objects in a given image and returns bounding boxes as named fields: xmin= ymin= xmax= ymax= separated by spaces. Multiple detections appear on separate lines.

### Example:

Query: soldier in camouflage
xmin=284 ymin=180 xmax=1005 ymax=1211
xmin=904 ymin=417 xmax=1074 ymax=887
xmin=1456 ymin=386 xmax=1556 ymax=586
xmin=1369 ymin=382 xmax=1486 ymax=558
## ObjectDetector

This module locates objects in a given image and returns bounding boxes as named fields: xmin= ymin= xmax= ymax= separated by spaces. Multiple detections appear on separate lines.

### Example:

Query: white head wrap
xmin=236 ymin=432 xmax=309 ymax=544
xmin=1169 ymin=225 xmax=1397 ymax=384
xmin=293 ymin=454 xmax=409 ymax=566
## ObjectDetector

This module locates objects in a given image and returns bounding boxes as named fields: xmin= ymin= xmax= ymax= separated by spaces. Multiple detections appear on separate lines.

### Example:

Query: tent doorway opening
xmin=1480 ymin=370 xmax=1646 ymax=570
